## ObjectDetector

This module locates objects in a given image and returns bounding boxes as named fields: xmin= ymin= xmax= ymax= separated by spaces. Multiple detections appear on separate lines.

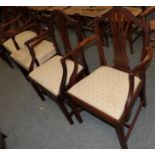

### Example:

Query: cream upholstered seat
xmin=10 ymin=40 xmax=56 ymax=70
xmin=68 ymin=66 xmax=141 ymax=120
xmin=2 ymin=30 xmax=37 ymax=53
xmin=29 ymin=55 xmax=83 ymax=96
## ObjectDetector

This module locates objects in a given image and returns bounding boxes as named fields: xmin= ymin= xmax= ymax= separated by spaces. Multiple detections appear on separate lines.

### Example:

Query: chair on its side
xmin=28 ymin=10 xmax=88 ymax=124
xmin=64 ymin=8 xmax=153 ymax=148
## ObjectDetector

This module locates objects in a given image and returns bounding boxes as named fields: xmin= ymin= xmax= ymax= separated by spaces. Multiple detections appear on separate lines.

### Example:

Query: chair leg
xmin=115 ymin=125 xmax=128 ymax=149
xmin=57 ymin=100 xmax=74 ymax=125
xmin=69 ymin=99 xmax=83 ymax=123
xmin=140 ymin=85 xmax=146 ymax=107
xmin=30 ymin=82 xmax=45 ymax=101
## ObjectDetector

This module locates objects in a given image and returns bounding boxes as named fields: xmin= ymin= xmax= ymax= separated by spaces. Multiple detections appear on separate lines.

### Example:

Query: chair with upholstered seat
xmin=63 ymin=8 xmax=153 ymax=148
xmin=1 ymin=7 xmax=56 ymax=76
xmin=28 ymin=10 xmax=88 ymax=124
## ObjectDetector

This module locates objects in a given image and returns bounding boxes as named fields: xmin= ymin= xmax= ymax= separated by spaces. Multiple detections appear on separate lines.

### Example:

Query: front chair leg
xmin=57 ymin=100 xmax=74 ymax=125
xmin=68 ymin=97 xmax=83 ymax=123
xmin=30 ymin=82 xmax=45 ymax=101
xmin=140 ymin=85 xmax=146 ymax=107
xmin=115 ymin=125 xmax=128 ymax=149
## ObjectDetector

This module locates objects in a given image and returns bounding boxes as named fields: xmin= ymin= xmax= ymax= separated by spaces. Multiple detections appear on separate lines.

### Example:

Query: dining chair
xmin=28 ymin=10 xmax=88 ymax=124
xmin=64 ymin=8 xmax=153 ymax=148
xmin=1 ymin=7 xmax=56 ymax=78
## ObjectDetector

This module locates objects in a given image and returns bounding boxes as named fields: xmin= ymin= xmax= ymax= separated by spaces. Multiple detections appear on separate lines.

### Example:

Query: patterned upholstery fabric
xmin=29 ymin=55 xmax=83 ymax=96
xmin=2 ymin=31 xmax=37 ymax=53
xmin=68 ymin=66 xmax=141 ymax=120
xmin=11 ymin=40 xmax=56 ymax=71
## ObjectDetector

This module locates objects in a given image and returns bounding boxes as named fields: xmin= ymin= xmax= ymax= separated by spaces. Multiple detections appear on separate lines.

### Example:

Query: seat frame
xmin=65 ymin=8 xmax=153 ymax=148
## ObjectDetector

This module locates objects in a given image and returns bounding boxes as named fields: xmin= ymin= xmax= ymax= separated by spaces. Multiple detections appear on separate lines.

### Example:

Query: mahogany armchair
xmin=28 ymin=10 xmax=88 ymax=124
xmin=64 ymin=8 xmax=153 ymax=148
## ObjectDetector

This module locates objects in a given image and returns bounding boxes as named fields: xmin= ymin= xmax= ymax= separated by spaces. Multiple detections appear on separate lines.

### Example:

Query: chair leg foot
xmin=69 ymin=100 xmax=83 ymax=123
xmin=57 ymin=101 xmax=74 ymax=125
xmin=115 ymin=125 xmax=128 ymax=149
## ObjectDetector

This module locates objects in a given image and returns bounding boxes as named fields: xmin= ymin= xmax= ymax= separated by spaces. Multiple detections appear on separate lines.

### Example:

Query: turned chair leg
xmin=68 ymin=98 xmax=83 ymax=123
xmin=57 ymin=100 xmax=74 ymax=125
xmin=115 ymin=125 xmax=128 ymax=149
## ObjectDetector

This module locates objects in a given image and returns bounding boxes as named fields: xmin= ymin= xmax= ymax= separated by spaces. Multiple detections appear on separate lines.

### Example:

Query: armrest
xmin=25 ymin=28 xmax=50 ymax=71
xmin=59 ymin=35 xmax=96 ymax=94
xmin=132 ymin=47 xmax=153 ymax=75
xmin=24 ymin=28 xmax=49 ymax=46
xmin=61 ymin=35 xmax=96 ymax=60
xmin=124 ymin=46 xmax=153 ymax=120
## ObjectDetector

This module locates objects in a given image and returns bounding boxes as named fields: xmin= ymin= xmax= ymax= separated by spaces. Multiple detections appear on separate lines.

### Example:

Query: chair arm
xmin=25 ymin=28 xmax=50 ymax=71
xmin=124 ymin=46 xmax=153 ymax=120
xmin=24 ymin=28 xmax=49 ymax=46
xmin=60 ymin=35 xmax=96 ymax=94
xmin=132 ymin=46 xmax=153 ymax=75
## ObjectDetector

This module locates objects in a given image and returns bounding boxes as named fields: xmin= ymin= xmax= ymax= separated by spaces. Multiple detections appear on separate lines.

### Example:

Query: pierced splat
xmin=110 ymin=13 xmax=131 ymax=69
xmin=95 ymin=8 xmax=149 ymax=72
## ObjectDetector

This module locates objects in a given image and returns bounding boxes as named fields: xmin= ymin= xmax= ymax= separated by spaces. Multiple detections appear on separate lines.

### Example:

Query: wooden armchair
xmin=64 ymin=8 xmax=153 ymax=148
xmin=28 ymin=10 xmax=87 ymax=124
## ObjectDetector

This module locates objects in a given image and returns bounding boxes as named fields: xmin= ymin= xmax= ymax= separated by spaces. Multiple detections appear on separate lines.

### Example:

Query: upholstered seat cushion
xmin=29 ymin=55 xmax=83 ymax=96
xmin=11 ymin=40 xmax=56 ymax=71
xmin=2 ymin=31 xmax=37 ymax=53
xmin=68 ymin=66 xmax=141 ymax=120
xmin=2 ymin=38 xmax=18 ymax=53
xmin=15 ymin=30 xmax=37 ymax=49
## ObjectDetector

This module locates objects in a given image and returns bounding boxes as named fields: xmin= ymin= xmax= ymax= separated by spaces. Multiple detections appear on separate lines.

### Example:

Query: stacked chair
xmin=2 ymin=7 xmax=56 ymax=78
xmin=0 ymin=7 xmax=153 ymax=148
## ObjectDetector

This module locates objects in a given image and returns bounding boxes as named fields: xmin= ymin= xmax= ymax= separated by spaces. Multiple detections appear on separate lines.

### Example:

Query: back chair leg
xmin=68 ymin=97 xmax=83 ymax=123
xmin=115 ymin=125 xmax=128 ymax=149
xmin=57 ymin=100 xmax=74 ymax=125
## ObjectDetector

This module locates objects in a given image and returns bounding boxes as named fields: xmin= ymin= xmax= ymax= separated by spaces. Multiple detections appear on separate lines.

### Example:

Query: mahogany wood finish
xmin=28 ymin=10 xmax=88 ymax=125
xmin=65 ymin=8 xmax=153 ymax=148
